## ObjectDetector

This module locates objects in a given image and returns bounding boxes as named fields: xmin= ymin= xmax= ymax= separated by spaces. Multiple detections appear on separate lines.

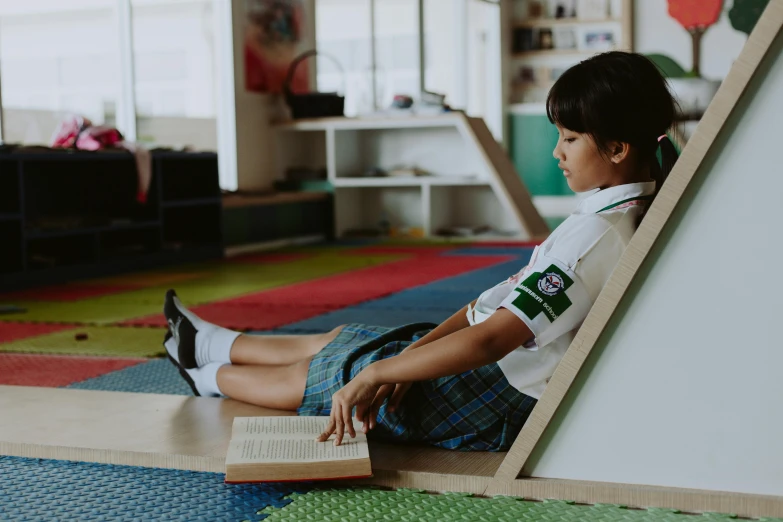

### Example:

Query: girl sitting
xmin=163 ymin=51 xmax=679 ymax=450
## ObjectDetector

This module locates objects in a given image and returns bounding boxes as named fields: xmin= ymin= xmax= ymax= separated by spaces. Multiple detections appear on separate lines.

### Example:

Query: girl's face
xmin=552 ymin=126 xmax=623 ymax=193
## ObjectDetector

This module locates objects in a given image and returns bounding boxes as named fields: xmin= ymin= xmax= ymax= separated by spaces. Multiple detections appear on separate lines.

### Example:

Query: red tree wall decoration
xmin=667 ymin=0 xmax=724 ymax=76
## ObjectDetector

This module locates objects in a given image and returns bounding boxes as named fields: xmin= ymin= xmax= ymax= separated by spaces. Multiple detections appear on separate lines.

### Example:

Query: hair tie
xmin=657 ymin=134 xmax=667 ymax=143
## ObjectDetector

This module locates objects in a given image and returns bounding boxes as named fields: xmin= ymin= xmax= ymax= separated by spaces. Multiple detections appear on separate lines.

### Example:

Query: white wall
xmin=634 ymin=0 xmax=749 ymax=80
xmin=524 ymin=31 xmax=783 ymax=496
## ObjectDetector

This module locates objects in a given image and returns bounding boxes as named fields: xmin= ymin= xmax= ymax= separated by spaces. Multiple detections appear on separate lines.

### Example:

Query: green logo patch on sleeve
xmin=510 ymin=264 xmax=574 ymax=322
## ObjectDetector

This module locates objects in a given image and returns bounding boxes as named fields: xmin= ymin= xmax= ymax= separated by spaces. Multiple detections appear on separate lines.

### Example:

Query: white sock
xmin=172 ymin=295 xmax=241 ymax=367
xmin=184 ymin=362 xmax=226 ymax=397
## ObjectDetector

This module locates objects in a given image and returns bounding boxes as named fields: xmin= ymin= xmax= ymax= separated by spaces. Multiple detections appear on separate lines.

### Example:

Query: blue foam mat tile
xmin=359 ymin=288 xmax=481 ymax=310
xmin=420 ymin=258 xmax=524 ymax=292
xmin=66 ymin=358 xmax=191 ymax=395
xmin=0 ymin=456 xmax=312 ymax=522
xmin=274 ymin=306 xmax=455 ymax=334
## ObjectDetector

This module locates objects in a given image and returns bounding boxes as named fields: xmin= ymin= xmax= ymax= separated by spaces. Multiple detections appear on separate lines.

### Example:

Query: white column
xmin=214 ymin=0 xmax=238 ymax=191
xmin=116 ymin=0 xmax=137 ymax=141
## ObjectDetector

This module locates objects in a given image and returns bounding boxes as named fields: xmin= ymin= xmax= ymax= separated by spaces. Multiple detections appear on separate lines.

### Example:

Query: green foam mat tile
xmin=0 ymin=300 xmax=165 ymax=326
xmin=260 ymin=488 xmax=775 ymax=522
xmin=0 ymin=254 xmax=402 ymax=325
xmin=0 ymin=326 xmax=167 ymax=357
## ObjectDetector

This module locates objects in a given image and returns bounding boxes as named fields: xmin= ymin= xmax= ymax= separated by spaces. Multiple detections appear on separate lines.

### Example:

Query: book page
xmin=231 ymin=416 xmax=363 ymax=440
xmin=226 ymin=435 xmax=369 ymax=464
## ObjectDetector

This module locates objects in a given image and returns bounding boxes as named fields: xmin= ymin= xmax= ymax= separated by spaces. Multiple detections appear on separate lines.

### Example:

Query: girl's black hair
xmin=546 ymin=51 xmax=680 ymax=190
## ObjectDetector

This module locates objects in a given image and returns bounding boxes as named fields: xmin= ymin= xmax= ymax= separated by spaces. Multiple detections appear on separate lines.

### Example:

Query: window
xmin=315 ymin=0 xmax=502 ymax=138
xmin=315 ymin=0 xmax=372 ymax=116
xmin=373 ymin=0 xmax=420 ymax=109
xmin=131 ymin=0 xmax=218 ymax=150
xmin=0 ymin=0 xmax=119 ymax=145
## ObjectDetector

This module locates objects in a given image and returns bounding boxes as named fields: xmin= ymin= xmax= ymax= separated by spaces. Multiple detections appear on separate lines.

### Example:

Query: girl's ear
xmin=609 ymin=141 xmax=631 ymax=164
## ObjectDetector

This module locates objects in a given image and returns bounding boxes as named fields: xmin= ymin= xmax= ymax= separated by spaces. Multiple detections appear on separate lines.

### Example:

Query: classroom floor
xmin=0 ymin=240 xmax=776 ymax=521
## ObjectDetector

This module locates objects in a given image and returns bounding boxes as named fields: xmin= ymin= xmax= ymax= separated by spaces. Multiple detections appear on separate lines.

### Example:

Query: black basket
xmin=283 ymin=50 xmax=345 ymax=120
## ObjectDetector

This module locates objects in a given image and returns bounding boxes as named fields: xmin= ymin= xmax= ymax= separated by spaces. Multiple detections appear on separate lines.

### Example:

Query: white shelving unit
xmin=275 ymin=114 xmax=549 ymax=240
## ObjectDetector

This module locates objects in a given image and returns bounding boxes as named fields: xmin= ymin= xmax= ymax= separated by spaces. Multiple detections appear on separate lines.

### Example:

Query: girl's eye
xmin=564 ymin=138 xmax=576 ymax=143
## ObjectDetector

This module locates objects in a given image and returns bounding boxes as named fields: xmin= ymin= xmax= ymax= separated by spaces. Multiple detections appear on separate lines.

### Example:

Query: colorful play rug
xmin=1 ymin=240 xmax=775 ymax=521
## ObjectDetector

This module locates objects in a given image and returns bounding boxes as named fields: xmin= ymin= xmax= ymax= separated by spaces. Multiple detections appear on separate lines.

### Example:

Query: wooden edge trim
xmin=491 ymin=0 xmax=783 ymax=483
xmin=456 ymin=114 xmax=551 ymax=239
xmin=484 ymin=477 xmax=783 ymax=519
xmin=0 ymin=441 xmax=225 ymax=474
xmin=344 ymin=469 xmax=492 ymax=495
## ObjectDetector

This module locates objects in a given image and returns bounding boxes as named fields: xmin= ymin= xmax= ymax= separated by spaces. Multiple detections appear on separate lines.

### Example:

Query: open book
xmin=224 ymin=416 xmax=372 ymax=483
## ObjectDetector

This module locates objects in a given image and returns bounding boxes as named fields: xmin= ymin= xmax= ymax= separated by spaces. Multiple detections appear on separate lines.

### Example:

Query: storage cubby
xmin=22 ymin=155 xmax=150 ymax=231
xmin=275 ymin=130 xmax=327 ymax=182
xmin=99 ymin=225 xmax=161 ymax=261
xmin=0 ymin=160 xmax=20 ymax=217
xmin=0 ymin=150 xmax=222 ymax=291
xmin=27 ymin=234 xmax=95 ymax=271
xmin=0 ymin=220 xmax=23 ymax=273
xmin=159 ymin=153 xmax=221 ymax=202
xmin=430 ymin=185 xmax=520 ymax=237
xmin=333 ymin=126 xmax=482 ymax=180
xmin=334 ymin=186 xmax=423 ymax=237
xmin=163 ymin=204 xmax=222 ymax=251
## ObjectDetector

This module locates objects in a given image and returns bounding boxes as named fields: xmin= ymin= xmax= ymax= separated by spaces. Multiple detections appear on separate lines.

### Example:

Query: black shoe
xmin=163 ymin=289 xmax=199 ymax=369
xmin=163 ymin=329 xmax=200 ymax=397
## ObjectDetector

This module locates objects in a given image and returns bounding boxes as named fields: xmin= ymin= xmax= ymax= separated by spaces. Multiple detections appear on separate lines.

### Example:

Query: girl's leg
xmin=164 ymin=288 xmax=344 ymax=368
xmin=230 ymin=326 xmax=343 ymax=366
xmin=216 ymin=358 xmax=311 ymax=410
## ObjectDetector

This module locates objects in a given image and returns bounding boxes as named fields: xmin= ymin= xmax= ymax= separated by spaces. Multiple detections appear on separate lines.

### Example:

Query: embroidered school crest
xmin=537 ymin=272 xmax=565 ymax=296
xmin=510 ymin=263 xmax=574 ymax=323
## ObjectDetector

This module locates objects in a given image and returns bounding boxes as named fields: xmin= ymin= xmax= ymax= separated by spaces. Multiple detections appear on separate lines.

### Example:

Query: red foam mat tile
xmin=0 ymin=353 xmax=146 ymax=387
xmin=123 ymin=254 xmax=512 ymax=330
xmin=224 ymin=255 xmax=513 ymax=306
xmin=225 ymin=253 xmax=312 ymax=264
xmin=346 ymin=246 xmax=455 ymax=256
xmin=0 ymin=284 xmax=137 ymax=302
xmin=467 ymin=240 xmax=543 ymax=248
xmin=0 ymin=323 xmax=74 ymax=344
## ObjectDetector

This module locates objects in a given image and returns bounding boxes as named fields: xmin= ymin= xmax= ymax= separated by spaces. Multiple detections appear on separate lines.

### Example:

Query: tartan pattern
xmin=298 ymin=323 xmax=538 ymax=451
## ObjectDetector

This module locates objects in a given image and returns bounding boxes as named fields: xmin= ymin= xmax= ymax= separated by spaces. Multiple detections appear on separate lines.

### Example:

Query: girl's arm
xmin=363 ymin=300 xmax=476 ymax=422
xmin=368 ymin=308 xmax=531 ymax=385
xmin=317 ymin=308 xmax=533 ymax=445
xmin=399 ymin=300 xmax=474 ymax=352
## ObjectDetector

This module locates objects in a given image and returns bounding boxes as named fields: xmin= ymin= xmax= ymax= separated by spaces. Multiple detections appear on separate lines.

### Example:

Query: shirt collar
xmin=575 ymin=181 xmax=657 ymax=214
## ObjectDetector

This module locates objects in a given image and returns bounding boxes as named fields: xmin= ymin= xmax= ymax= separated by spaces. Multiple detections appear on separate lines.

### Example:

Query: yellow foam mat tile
xmin=0 ymin=326 xmax=167 ymax=358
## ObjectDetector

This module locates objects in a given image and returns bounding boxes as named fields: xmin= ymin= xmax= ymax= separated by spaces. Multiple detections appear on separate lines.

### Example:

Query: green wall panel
xmin=510 ymin=112 xmax=571 ymax=196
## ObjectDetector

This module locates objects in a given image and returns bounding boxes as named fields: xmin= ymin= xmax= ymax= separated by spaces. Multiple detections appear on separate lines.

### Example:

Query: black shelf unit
xmin=0 ymin=150 xmax=223 ymax=292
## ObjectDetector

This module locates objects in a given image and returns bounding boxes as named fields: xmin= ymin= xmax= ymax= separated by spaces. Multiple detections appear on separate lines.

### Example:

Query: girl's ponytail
xmin=650 ymin=134 xmax=680 ymax=192
xmin=658 ymin=135 xmax=679 ymax=183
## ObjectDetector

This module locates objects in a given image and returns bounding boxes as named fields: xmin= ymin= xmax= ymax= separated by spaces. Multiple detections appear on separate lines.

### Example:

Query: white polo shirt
xmin=467 ymin=181 xmax=656 ymax=399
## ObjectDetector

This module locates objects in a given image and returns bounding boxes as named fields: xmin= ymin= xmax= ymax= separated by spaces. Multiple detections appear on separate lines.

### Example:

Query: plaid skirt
xmin=297 ymin=323 xmax=537 ymax=451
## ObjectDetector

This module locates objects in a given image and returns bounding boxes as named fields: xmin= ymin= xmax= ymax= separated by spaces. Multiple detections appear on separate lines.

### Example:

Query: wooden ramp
xmin=0 ymin=386 xmax=502 ymax=493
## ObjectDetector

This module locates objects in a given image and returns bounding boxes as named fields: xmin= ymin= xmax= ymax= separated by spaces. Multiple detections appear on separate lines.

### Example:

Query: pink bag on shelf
xmin=51 ymin=115 xmax=124 ymax=151
xmin=50 ymin=115 xmax=151 ymax=203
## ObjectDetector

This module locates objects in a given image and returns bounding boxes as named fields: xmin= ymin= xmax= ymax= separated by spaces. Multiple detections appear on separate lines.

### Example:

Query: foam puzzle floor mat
xmin=123 ymin=254 xmax=512 ymax=329
xmin=3 ymin=241 xmax=777 ymax=521
xmin=262 ymin=488 xmax=778 ymax=522
xmin=66 ymin=357 xmax=194 ymax=395
xmin=0 ymin=326 xmax=167 ymax=358
xmin=1 ymin=456 xmax=777 ymax=522
xmin=0 ymin=353 xmax=145 ymax=387
xmin=0 ymin=456 xmax=313 ymax=522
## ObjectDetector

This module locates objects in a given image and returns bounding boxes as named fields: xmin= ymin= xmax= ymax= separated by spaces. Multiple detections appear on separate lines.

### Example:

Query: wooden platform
xmin=0 ymin=386 xmax=503 ymax=491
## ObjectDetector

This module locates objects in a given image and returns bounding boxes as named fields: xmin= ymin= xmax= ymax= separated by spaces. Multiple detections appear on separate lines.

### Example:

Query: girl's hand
xmin=364 ymin=381 xmax=412 ymax=429
xmin=387 ymin=382 xmax=412 ymax=412
xmin=317 ymin=371 xmax=381 ymax=446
